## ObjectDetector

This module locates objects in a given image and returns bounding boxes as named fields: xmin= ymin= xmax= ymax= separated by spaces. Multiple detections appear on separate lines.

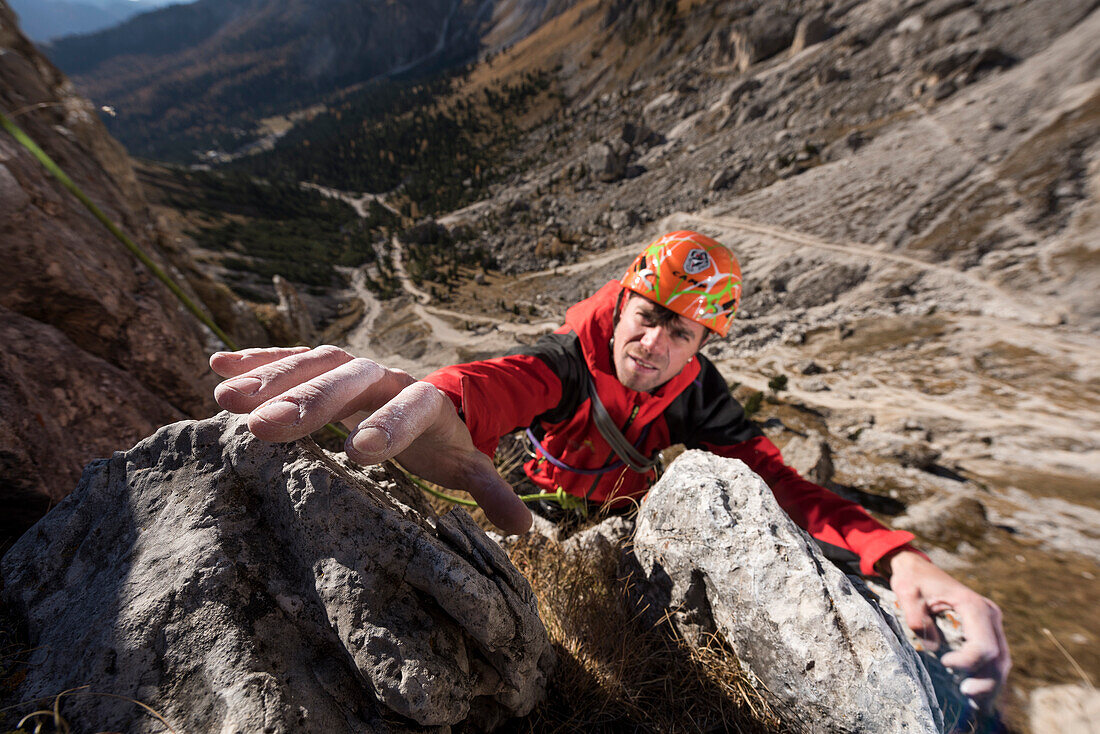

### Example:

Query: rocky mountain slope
xmin=2 ymin=0 xmax=1098 ymax=729
xmin=0 ymin=0 xmax=268 ymax=544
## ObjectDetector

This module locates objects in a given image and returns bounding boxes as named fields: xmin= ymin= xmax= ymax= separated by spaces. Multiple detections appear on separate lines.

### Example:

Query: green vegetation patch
xmin=148 ymin=167 xmax=397 ymax=288
xmin=238 ymin=70 xmax=555 ymax=216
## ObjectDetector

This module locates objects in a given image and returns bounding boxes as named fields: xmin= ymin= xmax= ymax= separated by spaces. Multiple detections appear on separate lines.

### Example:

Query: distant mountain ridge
xmin=44 ymin=0 xmax=572 ymax=160
xmin=8 ymin=0 xmax=181 ymax=42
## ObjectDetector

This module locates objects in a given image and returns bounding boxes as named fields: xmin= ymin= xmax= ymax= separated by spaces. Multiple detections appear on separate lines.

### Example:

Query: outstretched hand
xmin=883 ymin=549 xmax=1010 ymax=711
xmin=209 ymin=345 xmax=532 ymax=534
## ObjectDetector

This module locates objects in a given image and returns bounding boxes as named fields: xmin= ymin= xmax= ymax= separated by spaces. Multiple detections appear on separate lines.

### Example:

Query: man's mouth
xmin=628 ymin=353 xmax=660 ymax=372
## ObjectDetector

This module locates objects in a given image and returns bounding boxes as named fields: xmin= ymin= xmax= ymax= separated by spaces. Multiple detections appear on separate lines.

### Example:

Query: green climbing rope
xmin=0 ymin=109 xmax=584 ymax=514
xmin=404 ymin=473 xmax=588 ymax=510
xmin=0 ymin=110 xmax=238 ymax=350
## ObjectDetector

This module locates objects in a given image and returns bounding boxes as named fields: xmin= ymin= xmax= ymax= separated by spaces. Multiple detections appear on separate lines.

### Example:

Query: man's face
xmin=612 ymin=294 xmax=708 ymax=392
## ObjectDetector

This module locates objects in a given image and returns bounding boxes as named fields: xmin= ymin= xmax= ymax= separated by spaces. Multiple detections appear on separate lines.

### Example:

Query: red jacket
xmin=425 ymin=280 xmax=917 ymax=575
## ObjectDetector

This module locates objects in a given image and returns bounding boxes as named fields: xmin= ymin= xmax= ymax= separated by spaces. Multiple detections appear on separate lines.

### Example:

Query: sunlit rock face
xmin=2 ymin=412 xmax=553 ymax=733
xmin=0 ymin=0 xmax=220 ymax=542
xmin=628 ymin=450 xmax=946 ymax=734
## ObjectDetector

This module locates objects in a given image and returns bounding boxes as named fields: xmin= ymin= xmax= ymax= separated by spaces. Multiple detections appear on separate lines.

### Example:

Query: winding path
xmin=302 ymin=182 xmax=402 ymax=219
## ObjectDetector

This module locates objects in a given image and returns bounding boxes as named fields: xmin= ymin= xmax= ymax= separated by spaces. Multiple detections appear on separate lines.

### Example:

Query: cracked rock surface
xmin=628 ymin=450 xmax=944 ymax=733
xmin=1 ymin=412 xmax=551 ymax=733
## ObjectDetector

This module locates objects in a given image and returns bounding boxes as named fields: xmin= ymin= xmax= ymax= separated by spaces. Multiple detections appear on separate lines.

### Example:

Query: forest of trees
xmin=45 ymin=0 xmax=490 ymax=161
xmin=147 ymin=167 xmax=397 ymax=293
xmin=137 ymin=66 xmax=556 ymax=301
xmin=237 ymin=70 xmax=554 ymax=216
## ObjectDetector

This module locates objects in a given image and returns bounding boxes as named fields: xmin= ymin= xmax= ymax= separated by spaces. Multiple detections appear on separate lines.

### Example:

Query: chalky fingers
xmin=247 ymin=356 xmax=391 ymax=442
xmin=345 ymin=381 xmax=445 ymax=464
xmin=213 ymin=345 xmax=355 ymax=414
xmin=209 ymin=346 xmax=312 ymax=378
xmin=941 ymin=598 xmax=1010 ymax=709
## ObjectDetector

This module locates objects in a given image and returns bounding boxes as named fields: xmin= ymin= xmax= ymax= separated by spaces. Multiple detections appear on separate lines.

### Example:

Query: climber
xmin=209 ymin=230 xmax=1010 ymax=708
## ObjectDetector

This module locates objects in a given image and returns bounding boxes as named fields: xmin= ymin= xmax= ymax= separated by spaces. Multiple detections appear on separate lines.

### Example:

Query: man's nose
xmin=640 ymin=326 xmax=666 ymax=352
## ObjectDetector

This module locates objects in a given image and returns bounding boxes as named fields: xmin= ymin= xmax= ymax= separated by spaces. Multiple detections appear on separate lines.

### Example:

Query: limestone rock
xmin=923 ymin=0 xmax=977 ymax=22
xmin=791 ymin=13 xmax=830 ymax=55
xmin=587 ymin=139 xmax=632 ymax=183
xmin=2 ymin=413 xmax=552 ymax=732
xmin=608 ymin=207 xmax=639 ymax=231
xmin=936 ymin=9 xmax=983 ymax=44
xmin=1029 ymin=684 xmax=1100 ymax=734
xmin=780 ymin=432 xmax=835 ymax=485
xmin=713 ymin=78 xmax=761 ymax=111
xmin=626 ymin=451 xmax=944 ymax=733
xmin=727 ymin=9 xmax=799 ymax=71
xmin=561 ymin=515 xmax=633 ymax=569
xmin=709 ymin=165 xmax=742 ymax=191
xmin=920 ymin=43 xmax=1015 ymax=82
xmin=893 ymin=493 xmax=989 ymax=546
xmin=641 ymin=90 xmax=679 ymax=121
xmin=620 ymin=121 xmax=662 ymax=148
xmin=858 ymin=429 xmax=942 ymax=470
xmin=859 ymin=577 xmax=976 ymax=732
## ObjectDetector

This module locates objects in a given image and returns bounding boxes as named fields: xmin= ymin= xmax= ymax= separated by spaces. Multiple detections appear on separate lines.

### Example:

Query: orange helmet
xmin=620 ymin=231 xmax=742 ymax=337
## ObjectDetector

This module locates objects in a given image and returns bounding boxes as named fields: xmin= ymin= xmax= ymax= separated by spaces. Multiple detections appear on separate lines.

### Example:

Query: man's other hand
xmin=210 ymin=346 xmax=532 ymax=535
xmin=883 ymin=549 xmax=1010 ymax=712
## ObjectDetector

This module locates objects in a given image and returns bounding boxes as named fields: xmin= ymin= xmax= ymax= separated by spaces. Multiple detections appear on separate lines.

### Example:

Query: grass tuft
xmin=500 ymin=531 xmax=782 ymax=733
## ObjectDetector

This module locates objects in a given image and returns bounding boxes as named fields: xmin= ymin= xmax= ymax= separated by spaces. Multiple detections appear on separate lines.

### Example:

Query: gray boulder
xmin=2 ymin=412 xmax=552 ymax=733
xmin=936 ymin=9 xmax=983 ymax=44
xmin=626 ymin=451 xmax=944 ymax=733
xmin=893 ymin=493 xmax=989 ymax=546
xmin=858 ymin=428 xmax=942 ymax=470
xmin=714 ymin=78 xmax=761 ymax=110
xmin=727 ymin=10 xmax=799 ymax=71
xmin=860 ymin=577 xmax=976 ymax=731
xmin=608 ymin=208 xmax=640 ymax=231
xmin=780 ymin=432 xmax=835 ymax=486
xmin=561 ymin=515 xmax=634 ymax=567
xmin=1030 ymin=684 xmax=1100 ymax=734
xmin=709 ymin=165 xmax=743 ymax=192
xmin=620 ymin=121 xmax=662 ymax=148
xmin=920 ymin=43 xmax=1015 ymax=82
xmin=587 ymin=139 xmax=632 ymax=183
xmin=791 ymin=12 xmax=831 ymax=55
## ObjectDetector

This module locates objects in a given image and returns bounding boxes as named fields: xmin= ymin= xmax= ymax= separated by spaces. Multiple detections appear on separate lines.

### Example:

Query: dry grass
xmin=424 ymin=437 xmax=783 ymax=731
xmin=497 ymin=531 xmax=783 ymax=733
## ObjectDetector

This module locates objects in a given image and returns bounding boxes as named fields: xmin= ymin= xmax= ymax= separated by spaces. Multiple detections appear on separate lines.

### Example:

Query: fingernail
xmin=350 ymin=427 xmax=389 ymax=456
xmin=254 ymin=400 xmax=301 ymax=426
xmin=215 ymin=351 xmax=242 ymax=360
xmin=223 ymin=377 xmax=262 ymax=396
